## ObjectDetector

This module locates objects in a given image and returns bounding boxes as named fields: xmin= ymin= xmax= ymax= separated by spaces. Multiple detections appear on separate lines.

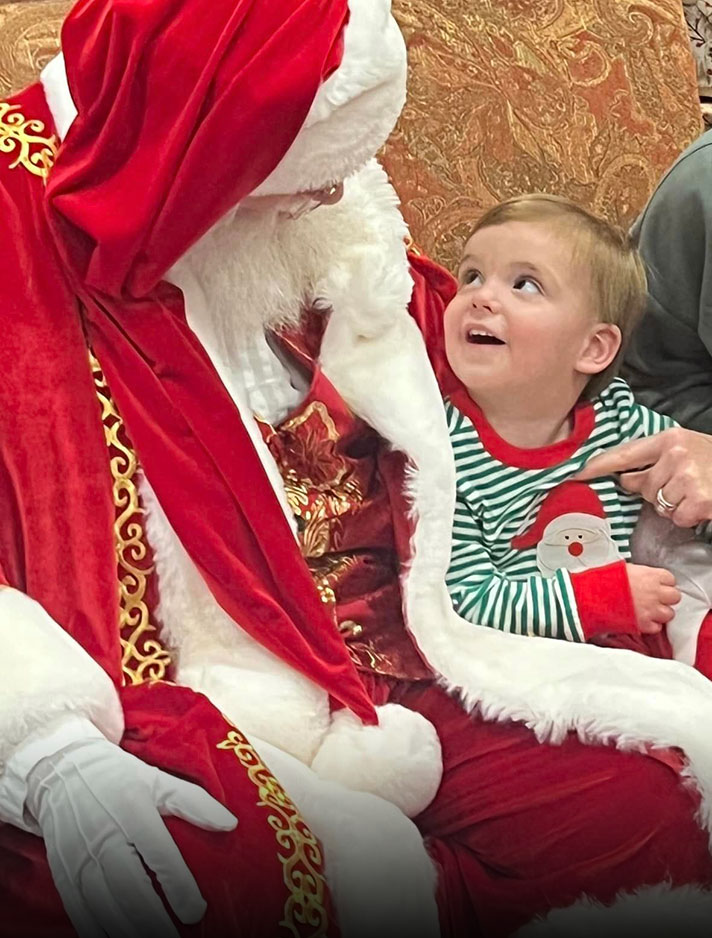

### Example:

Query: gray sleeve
xmin=624 ymin=134 xmax=712 ymax=433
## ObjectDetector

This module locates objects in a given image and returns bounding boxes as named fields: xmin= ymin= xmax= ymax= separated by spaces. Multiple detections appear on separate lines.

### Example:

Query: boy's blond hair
xmin=468 ymin=193 xmax=646 ymax=399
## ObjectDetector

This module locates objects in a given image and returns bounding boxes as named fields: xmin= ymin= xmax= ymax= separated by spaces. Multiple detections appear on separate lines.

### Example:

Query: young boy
xmin=443 ymin=193 xmax=701 ymax=652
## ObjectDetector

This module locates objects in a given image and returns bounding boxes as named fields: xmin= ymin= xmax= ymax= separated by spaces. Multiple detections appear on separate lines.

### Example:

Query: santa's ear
xmin=575 ymin=322 xmax=621 ymax=376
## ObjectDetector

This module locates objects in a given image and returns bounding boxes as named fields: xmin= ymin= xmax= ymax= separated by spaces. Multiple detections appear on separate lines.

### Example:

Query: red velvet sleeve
xmin=407 ymin=251 xmax=461 ymax=397
xmin=571 ymin=561 xmax=639 ymax=639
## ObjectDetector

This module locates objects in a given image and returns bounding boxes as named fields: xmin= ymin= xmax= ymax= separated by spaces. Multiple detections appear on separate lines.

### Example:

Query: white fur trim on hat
xmin=310 ymin=703 xmax=443 ymax=818
xmin=251 ymin=0 xmax=407 ymax=197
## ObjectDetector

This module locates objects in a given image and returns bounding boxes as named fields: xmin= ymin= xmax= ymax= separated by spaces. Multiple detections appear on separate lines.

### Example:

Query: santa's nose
xmin=567 ymin=542 xmax=584 ymax=557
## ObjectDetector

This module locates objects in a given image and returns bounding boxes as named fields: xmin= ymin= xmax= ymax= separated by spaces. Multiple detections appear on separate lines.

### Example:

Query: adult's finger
xmin=575 ymin=436 xmax=662 ymax=481
xmin=93 ymin=838 xmax=182 ymax=938
xmin=46 ymin=853 xmax=106 ymax=938
xmin=131 ymin=806 xmax=207 ymax=926
xmin=620 ymin=448 xmax=680 ymax=505
xmin=155 ymin=774 xmax=237 ymax=832
xmin=670 ymin=495 xmax=708 ymax=529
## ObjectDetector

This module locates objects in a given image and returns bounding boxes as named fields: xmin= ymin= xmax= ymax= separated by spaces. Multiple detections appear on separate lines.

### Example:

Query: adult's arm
xmin=625 ymin=132 xmax=712 ymax=432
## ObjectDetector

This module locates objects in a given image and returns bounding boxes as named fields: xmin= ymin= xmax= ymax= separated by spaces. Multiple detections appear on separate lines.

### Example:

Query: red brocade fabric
xmin=260 ymin=319 xmax=431 ymax=681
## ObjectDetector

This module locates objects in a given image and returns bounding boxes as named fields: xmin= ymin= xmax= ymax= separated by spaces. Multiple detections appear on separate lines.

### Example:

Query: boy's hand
xmin=626 ymin=563 xmax=681 ymax=634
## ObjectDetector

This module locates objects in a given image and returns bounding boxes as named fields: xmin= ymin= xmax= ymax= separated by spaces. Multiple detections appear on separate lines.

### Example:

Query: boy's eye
xmin=461 ymin=268 xmax=483 ymax=286
xmin=513 ymin=276 xmax=541 ymax=295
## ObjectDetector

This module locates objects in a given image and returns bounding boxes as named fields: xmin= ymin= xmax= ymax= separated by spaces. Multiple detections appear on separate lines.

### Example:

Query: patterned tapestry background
xmin=0 ymin=0 xmax=703 ymax=272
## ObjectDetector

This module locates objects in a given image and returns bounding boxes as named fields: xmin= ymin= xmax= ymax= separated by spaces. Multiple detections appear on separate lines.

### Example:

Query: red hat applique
xmin=511 ymin=482 xmax=607 ymax=550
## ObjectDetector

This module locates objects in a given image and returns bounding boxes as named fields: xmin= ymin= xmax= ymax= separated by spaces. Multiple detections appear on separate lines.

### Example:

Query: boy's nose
xmin=471 ymin=292 xmax=500 ymax=314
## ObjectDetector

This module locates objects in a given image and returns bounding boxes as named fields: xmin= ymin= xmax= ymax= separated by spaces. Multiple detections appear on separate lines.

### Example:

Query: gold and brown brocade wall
xmin=0 ymin=0 xmax=703 ymax=269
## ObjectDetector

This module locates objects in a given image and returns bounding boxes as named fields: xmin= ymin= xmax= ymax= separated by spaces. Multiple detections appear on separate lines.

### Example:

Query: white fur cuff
xmin=0 ymin=588 xmax=123 ymax=773
xmin=310 ymin=703 xmax=442 ymax=818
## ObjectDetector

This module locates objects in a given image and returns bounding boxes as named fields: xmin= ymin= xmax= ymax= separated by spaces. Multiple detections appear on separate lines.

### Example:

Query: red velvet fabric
xmin=10 ymin=0 xmax=375 ymax=722
xmin=0 ymin=683 xmax=337 ymax=938
xmin=695 ymin=610 xmax=712 ymax=680
xmin=571 ymin=560 xmax=639 ymax=638
xmin=353 ymin=674 xmax=712 ymax=938
xmin=259 ymin=290 xmax=712 ymax=935
xmin=51 ymin=0 xmax=347 ymax=298
xmin=0 ymin=82 xmax=121 ymax=675
xmin=0 ymin=71 xmax=344 ymax=931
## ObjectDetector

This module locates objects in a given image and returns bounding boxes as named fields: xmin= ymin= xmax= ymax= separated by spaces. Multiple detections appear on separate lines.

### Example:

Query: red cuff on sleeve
xmin=570 ymin=561 xmax=639 ymax=640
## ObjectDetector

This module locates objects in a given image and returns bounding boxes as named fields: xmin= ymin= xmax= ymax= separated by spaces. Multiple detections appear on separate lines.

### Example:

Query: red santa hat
xmin=37 ymin=0 xmax=413 ymax=727
xmin=511 ymin=482 xmax=608 ymax=550
xmin=47 ymin=0 xmax=406 ymax=300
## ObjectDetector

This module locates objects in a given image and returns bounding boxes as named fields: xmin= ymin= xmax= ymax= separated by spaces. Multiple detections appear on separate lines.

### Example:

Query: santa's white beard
xmin=169 ymin=205 xmax=318 ymax=360
xmin=167 ymin=160 xmax=410 ymax=363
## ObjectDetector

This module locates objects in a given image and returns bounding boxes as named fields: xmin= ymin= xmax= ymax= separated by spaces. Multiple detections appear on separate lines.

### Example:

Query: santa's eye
xmin=461 ymin=268 xmax=483 ymax=287
xmin=513 ymin=276 xmax=541 ymax=295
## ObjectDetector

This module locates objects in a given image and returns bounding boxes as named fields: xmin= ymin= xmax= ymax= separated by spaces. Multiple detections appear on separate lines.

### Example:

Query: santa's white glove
xmin=24 ymin=735 xmax=237 ymax=938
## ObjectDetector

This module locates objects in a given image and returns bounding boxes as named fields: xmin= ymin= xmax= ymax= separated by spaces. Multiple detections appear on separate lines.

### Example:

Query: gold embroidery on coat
xmin=0 ymin=102 xmax=57 ymax=181
xmin=278 ymin=401 xmax=363 ymax=558
xmin=217 ymin=728 xmax=328 ymax=938
xmin=89 ymin=351 xmax=171 ymax=685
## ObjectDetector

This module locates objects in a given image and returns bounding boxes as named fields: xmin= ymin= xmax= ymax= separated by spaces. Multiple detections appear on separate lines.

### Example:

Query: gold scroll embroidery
xmin=217 ymin=728 xmax=329 ymax=938
xmin=89 ymin=351 xmax=172 ymax=685
xmin=0 ymin=102 xmax=57 ymax=181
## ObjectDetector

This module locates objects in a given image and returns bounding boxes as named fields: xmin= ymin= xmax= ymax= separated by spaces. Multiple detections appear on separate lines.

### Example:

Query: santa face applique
xmin=511 ymin=481 xmax=622 ymax=577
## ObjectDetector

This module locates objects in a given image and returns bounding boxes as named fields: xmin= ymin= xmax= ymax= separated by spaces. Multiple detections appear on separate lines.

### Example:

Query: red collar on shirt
xmin=449 ymin=386 xmax=596 ymax=469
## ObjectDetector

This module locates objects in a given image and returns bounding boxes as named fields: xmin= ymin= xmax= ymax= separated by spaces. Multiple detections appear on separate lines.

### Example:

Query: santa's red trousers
xmin=364 ymin=675 xmax=712 ymax=938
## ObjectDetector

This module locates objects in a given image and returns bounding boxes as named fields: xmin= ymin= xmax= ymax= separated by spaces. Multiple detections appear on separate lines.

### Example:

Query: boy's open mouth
xmin=466 ymin=329 xmax=505 ymax=346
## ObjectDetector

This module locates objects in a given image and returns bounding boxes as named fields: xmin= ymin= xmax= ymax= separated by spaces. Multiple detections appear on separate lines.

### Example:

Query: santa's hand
xmin=575 ymin=428 xmax=712 ymax=528
xmin=25 ymin=737 xmax=237 ymax=938
xmin=626 ymin=563 xmax=681 ymax=634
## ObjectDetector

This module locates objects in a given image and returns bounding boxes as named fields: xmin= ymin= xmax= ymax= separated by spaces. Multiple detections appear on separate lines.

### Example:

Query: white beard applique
xmin=535 ymin=512 xmax=622 ymax=576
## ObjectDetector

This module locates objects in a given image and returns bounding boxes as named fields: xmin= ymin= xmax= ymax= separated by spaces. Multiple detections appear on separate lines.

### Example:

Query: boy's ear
xmin=576 ymin=323 xmax=622 ymax=376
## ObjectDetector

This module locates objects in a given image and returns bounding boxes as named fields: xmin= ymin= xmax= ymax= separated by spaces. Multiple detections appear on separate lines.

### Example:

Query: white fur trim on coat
xmin=140 ymin=477 xmax=330 ymax=765
xmin=515 ymin=883 xmax=712 ymax=938
xmin=0 ymin=588 xmax=123 ymax=774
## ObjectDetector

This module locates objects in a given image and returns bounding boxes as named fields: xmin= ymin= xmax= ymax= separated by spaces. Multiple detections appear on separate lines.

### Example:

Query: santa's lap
xmin=365 ymin=677 xmax=712 ymax=938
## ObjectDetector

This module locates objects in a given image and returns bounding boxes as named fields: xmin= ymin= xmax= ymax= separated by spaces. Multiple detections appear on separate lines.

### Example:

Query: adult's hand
xmin=576 ymin=427 xmax=712 ymax=528
xmin=26 ymin=737 xmax=237 ymax=938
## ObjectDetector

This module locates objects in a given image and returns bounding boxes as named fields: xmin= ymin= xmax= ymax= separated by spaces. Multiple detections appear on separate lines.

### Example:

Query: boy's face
xmin=444 ymin=220 xmax=613 ymax=406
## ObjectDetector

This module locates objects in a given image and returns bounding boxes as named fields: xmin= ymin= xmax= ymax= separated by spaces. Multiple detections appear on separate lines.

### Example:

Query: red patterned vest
xmin=259 ymin=313 xmax=431 ymax=682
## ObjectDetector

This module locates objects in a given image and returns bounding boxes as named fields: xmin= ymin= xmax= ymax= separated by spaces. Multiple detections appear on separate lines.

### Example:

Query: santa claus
xmin=4 ymin=1 xmax=712 ymax=937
